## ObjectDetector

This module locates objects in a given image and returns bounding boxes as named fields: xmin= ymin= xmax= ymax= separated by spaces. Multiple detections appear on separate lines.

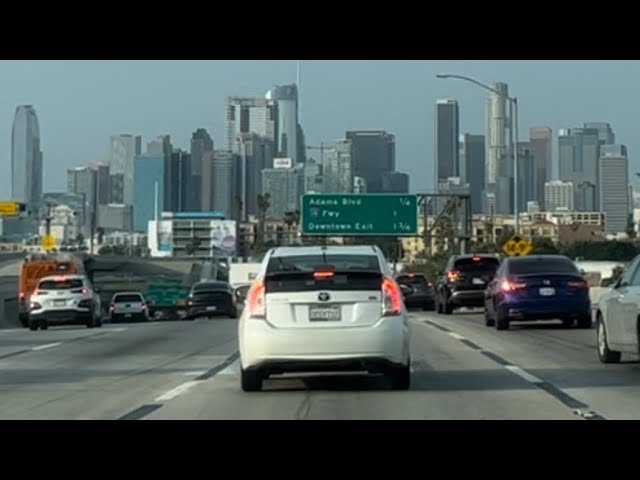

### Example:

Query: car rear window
xmin=39 ymin=279 xmax=83 ymax=290
xmin=509 ymin=257 xmax=579 ymax=275
xmin=396 ymin=275 xmax=428 ymax=286
xmin=265 ymin=254 xmax=382 ymax=293
xmin=267 ymin=254 xmax=380 ymax=274
xmin=193 ymin=282 xmax=229 ymax=292
xmin=114 ymin=294 xmax=143 ymax=303
xmin=454 ymin=257 xmax=499 ymax=274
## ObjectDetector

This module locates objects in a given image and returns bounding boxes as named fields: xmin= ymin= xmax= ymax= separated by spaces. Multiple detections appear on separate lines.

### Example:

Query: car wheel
xmin=96 ymin=318 xmax=103 ymax=328
xmin=19 ymin=313 xmax=28 ymax=328
xmin=40 ymin=322 xmax=48 ymax=330
xmin=86 ymin=309 xmax=96 ymax=329
xmin=241 ymin=368 xmax=263 ymax=392
xmin=389 ymin=362 xmax=411 ymax=390
xmin=229 ymin=308 xmax=238 ymax=319
xmin=442 ymin=298 xmax=453 ymax=315
xmin=577 ymin=313 xmax=592 ymax=329
xmin=29 ymin=322 xmax=38 ymax=331
xmin=495 ymin=307 xmax=509 ymax=331
xmin=597 ymin=314 xmax=621 ymax=364
xmin=485 ymin=306 xmax=495 ymax=327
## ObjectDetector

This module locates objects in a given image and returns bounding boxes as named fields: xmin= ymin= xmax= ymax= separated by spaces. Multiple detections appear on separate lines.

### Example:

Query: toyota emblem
xmin=318 ymin=292 xmax=331 ymax=302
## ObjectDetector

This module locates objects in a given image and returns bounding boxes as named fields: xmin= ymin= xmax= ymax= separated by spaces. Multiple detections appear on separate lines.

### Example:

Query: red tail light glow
xmin=19 ymin=292 xmax=25 ymax=300
xmin=501 ymin=280 xmax=527 ymax=292
xmin=472 ymin=256 xmax=482 ymax=262
xmin=314 ymin=271 xmax=335 ymax=279
xmin=567 ymin=280 xmax=589 ymax=289
xmin=382 ymin=277 xmax=403 ymax=316
xmin=247 ymin=280 xmax=266 ymax=319
xmin=109 ymin=304 xmax=115 ymax=312
xmin=82 ymin=288 xmax=88 ymax=295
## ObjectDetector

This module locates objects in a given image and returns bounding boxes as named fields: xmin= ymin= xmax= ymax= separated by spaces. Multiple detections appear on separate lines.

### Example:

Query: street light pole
xmin=513 ymin=97 xmax=520 ymax=234
xmin=436 ymin=73 xmax=520 ymax=234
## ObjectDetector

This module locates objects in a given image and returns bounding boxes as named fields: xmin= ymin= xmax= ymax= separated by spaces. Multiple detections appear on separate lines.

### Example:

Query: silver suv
xmin=28 ymin=275 xmax=102 ymax=331
xmin=110 ymin=292 xmax=149 ymax=323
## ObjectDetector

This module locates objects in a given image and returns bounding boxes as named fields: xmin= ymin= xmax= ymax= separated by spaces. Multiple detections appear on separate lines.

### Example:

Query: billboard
xmin=157 ymin=220 xmax=173 ymax=253
xmin=273 ymin=157 xmax=293 ymax=169
xmin=210 ymin=220 xmax=237 ymax=257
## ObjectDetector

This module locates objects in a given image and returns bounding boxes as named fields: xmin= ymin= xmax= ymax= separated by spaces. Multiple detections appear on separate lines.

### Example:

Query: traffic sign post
xmin=502 ymin=234 xmax=533 ymax=257
xmin=301 ymin=194 xmax=418 ymax=237
xmin=42 ymin=235 xmax=56 ymax=252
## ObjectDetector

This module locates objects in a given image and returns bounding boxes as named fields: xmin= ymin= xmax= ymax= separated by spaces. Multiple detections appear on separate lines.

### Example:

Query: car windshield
xmin=114 ymin=294 xmax=143 ymax=303
xmin=509 ymin=257 xmax=579 ymax=275
xmin=267 ymin=254 xmax=380 ymax=273
xmin=39 ymin=279 xmax=83 ymax=290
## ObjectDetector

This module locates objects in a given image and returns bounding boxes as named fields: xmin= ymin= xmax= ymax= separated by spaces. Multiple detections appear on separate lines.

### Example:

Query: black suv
xmin=435 ymin=254 xmax=500 ymax=314
xmin=395 ymin=273 xmax=435 ymax=311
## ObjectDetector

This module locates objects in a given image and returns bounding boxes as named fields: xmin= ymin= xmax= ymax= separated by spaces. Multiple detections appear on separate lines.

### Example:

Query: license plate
xmin=539 ymin=287 xmax=556 ymax=296
xmin=472 ymin=278 xmax=485 ymax=285
xmin=54 ymin=300 xmax=66 ymax=306
xmin=309 ymin=305 xmax=341 ymax=322
xmin=206 ymin=306 xmax=217 ymax=311
xmin=125 ymin=313 xmax=132 ymax=318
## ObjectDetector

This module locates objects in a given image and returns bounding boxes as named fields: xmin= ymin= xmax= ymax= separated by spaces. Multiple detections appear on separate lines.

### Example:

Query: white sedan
xmin=594 ymin=254 xmax=640 ymax=363
xmin=238 ymin=245 xmax=411 ymax=391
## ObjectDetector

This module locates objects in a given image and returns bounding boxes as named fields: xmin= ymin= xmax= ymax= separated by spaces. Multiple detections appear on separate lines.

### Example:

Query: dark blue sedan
xmin=483 ymin=255 xmax=591 ymax=331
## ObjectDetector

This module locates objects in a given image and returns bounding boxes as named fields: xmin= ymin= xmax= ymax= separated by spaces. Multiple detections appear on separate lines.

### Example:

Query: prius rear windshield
xmin=267 ymin=254 xmax=380 ymax=274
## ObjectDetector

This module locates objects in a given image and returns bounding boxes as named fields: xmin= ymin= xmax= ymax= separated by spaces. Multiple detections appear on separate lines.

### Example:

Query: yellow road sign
xmin=42 ymin=235 xmax=56 ymax=251
xmin=502 ymin=234 xmax=533 ymax=257
xmin=0 ymin=202 xmax=19 ymax=216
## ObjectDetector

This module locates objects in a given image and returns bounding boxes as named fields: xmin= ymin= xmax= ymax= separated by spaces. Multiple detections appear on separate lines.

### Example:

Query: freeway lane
xmin=144 ymin=314 xmax=579 ymax=420
xmin=1 ymin=309 xmax=640 ymax=420
xmin=415 ymin=310 xmax=640 ymax=420
xmin=0 ymin=319 xmax=238 ymax=419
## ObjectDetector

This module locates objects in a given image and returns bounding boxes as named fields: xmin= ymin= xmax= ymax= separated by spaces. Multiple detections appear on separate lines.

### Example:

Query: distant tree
xmin=185 ymin=235 xmax=202 ymax=256
xmin=532 ymin=236 xmax=559 ymax=254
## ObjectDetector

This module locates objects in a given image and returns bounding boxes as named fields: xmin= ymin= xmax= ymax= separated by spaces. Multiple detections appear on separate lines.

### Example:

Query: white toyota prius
xmin=238 ymin=245 xmax=411 ymax=392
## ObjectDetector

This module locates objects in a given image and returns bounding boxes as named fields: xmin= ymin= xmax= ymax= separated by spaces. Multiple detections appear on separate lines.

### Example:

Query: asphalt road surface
xmin=2 ymin=305 xmax=640 ymax=420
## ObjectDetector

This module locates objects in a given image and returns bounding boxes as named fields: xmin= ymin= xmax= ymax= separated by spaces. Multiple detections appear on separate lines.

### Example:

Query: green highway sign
xmin=301 ymin=194 xmax=418 ymax=236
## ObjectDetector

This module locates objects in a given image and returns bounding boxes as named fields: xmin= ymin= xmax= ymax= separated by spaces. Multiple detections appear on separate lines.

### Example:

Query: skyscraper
xmin=381 ymin=172 xmax=410 ymax=193
xmin=435 ymin=99 xmax=459 ymax=185
xmin=530 ymin=127 xmax=552 ymax=210
xmin=460 ymin=134 xmax=486 ymax=214
xmin=201 ymin=151 xmax=214 ymax=212
xmin=92 ymin=163 xmax=111 ymax=206
xmin=324 ymin=140 xmax=353 ymax=193
xmin=134 ymin=153 xmax=165 ymax=232
xmin=266 ymin=84 xmax=300 ymax=163
xmin=262 ymin=166 xmax=303 ymax=219
xmin=558 ymin=128 xmax=600 ymax=211
xmin=165 ymin=150 xmax=195 ymax=212
xmin=232 ymin=133 xmax=276 ymax=218
xmin=212 ymin=151 xmax=235 ymax=218
xmin=109 ymin=134 xmax=141 ymax=206
xmin=516 ymin=142 xmax=537 ymax=214
xmin=346 ymin=131 xmax=395 ymax=193
xmin=584 ymin=122 xmax=615 ymax=145
xmin=545 ymin=180 xmax=574 ymax=211
xmin=599 ymin=145 xmax=629 ymax=235
xmin=67 ymin=167 xmax=97 ymax=236
xmin=486 ymin=83 xmax=509 ymax=184
xmin=11 ymin=105 xmax=42 ymax=208
xmin=225 ymin=97 xmax=278 ymax=150
xmin=190 ymin=128 xmax=214 ymax=177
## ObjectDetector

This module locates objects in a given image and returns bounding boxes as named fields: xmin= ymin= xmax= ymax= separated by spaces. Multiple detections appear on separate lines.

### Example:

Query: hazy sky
xmin=2 ymin=60 xmax=639 ymax=198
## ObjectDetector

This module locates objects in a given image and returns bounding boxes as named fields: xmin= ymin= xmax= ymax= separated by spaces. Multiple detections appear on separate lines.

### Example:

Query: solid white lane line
xmin=448 ymin=332 xmax=466 ymax=341
xmin=183 ymin=371 xmax=207 ymax=377
xmin=31 ymin=342 xmax=62 ymax=351
xmin=505 ymin=365 xmax=543 ymax=384
xmin=155 ymin=381 xmax=200 ymax=402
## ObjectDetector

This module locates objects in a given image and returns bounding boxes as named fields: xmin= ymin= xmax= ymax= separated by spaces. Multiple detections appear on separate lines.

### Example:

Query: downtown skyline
xmin=1 ymin=60 xmax=640 ymax=198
